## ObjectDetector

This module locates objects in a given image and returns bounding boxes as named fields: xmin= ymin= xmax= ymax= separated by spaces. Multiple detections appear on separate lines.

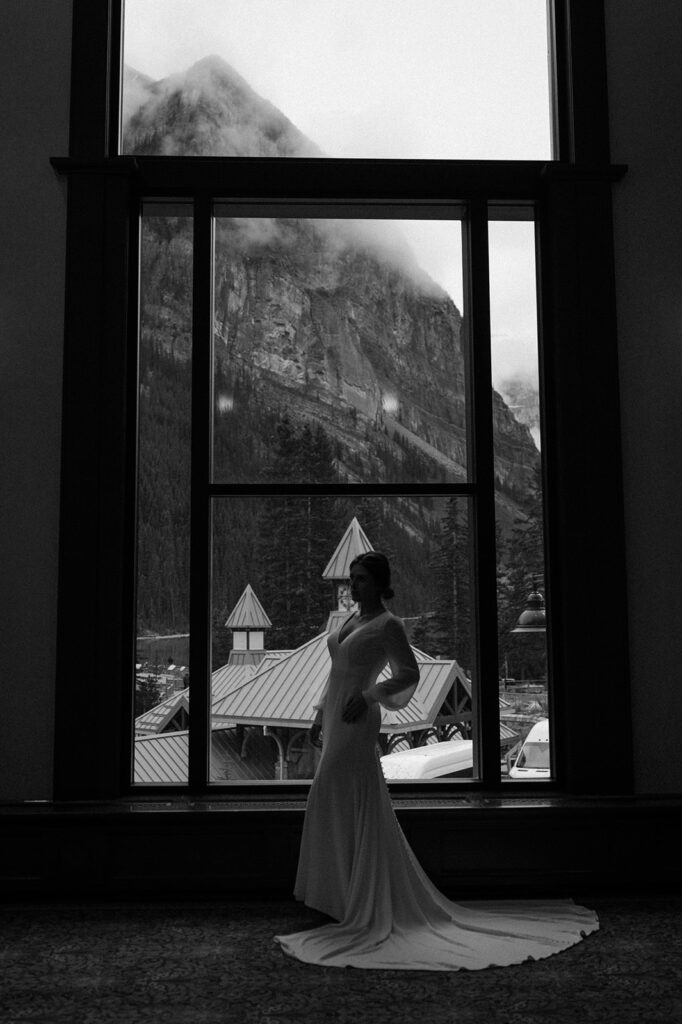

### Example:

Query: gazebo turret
xmin=224 ymin=584 xmax=272 ymax=651
xmin=321 ymin=517 xmax=374 ymax=611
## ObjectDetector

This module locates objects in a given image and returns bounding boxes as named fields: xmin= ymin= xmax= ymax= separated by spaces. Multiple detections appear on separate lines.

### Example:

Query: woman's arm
xmin=362 ymin=615 xmax=420 ymax=710
xmin=310 ymin=674 xmax=329 ymax=744
xmin=312 ymin=673 xmax=330 ymax=716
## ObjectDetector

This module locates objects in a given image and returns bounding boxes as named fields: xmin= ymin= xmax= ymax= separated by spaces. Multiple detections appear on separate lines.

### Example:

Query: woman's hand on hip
xmin=342 ymin=693 xmax=368 ymax=723
xmin=309 ymin=722 xmax=322 ymax=748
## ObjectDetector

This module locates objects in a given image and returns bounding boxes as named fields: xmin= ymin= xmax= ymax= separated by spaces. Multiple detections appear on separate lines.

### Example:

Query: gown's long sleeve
xmin=361 ymin=615 xmax=419 ymax=711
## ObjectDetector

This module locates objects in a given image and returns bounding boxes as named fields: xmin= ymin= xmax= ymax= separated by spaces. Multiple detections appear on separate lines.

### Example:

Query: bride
xmin=275 ymin=552 xmax=598 ymax=971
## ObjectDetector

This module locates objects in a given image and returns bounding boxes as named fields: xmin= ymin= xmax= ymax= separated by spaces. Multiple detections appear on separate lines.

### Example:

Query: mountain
xmin=124 ymin=58 xmax=538 ymax=495
xmin=498 ymin=375 xmax=541 ymax=450
xmin=210 ymin=215 xmax=538 ymax=507
xmin=123 ymin=56 xmax=321 ymax=157
xmin=126 ymin=59 xmax=542 ymax=636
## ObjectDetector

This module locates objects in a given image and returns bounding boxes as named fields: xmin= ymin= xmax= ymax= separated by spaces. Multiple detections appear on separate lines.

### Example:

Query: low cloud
xmin=125 ymin=57 xmax=450 ymax=299
xmin=217 ymin=215 xmax=447 ymax=298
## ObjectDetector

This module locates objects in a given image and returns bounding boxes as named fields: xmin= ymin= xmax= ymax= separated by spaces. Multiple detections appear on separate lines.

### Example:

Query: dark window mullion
xmin=107 ymin=0 xmax=124 ymax=157
xmin=188 ymin=195 xmax=213 ymax=790
xmin=547 ymin=0 xmax=570 ymax=161
xmin=122 ymin=193 xmax=142 ymax=792
xmin=464 ymin=199 xmax=501 ymax=788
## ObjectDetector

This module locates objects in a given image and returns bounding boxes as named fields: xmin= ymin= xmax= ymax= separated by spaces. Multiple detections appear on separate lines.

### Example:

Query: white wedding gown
xmin=275 ymin=610 xmax=598 ymax=971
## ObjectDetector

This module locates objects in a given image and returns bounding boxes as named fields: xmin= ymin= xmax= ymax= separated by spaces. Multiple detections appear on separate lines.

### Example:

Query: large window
xmin=131 ymin=200 xmax=550 ymax=788
xmin=53 ymin=0 xmax=632 ymax=799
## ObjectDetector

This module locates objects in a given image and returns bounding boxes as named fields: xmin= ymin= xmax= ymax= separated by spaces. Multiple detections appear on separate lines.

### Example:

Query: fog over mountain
xmin=123 ymin=55 xmax=321 ymax=158
xmin=126 ymin=57 xmax=540 ymax=527
xmin=123 ymin=57 xmax=451 ymax=298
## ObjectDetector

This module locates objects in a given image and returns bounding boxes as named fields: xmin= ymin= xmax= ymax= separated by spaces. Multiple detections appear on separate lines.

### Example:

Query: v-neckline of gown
xmin=337 ymin=609 xmax=388 ymax=646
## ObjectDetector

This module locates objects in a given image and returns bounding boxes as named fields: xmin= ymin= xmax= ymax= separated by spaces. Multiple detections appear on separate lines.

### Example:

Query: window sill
xmin=3 ymin=795 xmax=680 ymax=900
xmin=4 ymin=791 xmax=680 ymax=815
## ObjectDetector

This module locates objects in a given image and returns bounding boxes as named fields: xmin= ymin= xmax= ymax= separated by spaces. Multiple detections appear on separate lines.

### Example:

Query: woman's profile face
xmin=349 ymin=562 xmax=381 ymax=606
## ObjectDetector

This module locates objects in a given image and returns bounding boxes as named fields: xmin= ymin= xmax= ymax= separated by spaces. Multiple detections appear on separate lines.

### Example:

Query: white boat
xmin=380 ymin=739 xmax=473 ymax=780
xmin=508 ymin=718 xmax=550 ymax=779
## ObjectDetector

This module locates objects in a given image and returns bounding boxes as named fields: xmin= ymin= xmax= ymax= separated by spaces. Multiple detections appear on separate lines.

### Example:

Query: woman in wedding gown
xmin=275 ymin=552 xmax=598 ymax=971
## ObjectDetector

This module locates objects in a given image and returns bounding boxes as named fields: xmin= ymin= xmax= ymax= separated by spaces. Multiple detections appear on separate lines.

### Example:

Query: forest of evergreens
xmin=137 ymin=339 xmax=544 ymax=679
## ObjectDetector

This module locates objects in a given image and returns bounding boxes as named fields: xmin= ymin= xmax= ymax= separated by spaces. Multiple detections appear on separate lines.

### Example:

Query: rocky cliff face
xmin=125 ymin=57 xmax=539 ymax=510
xmin=212 ymin=216 xmax=472 ymax=484
xmin=498 ymin=374 xmax=542 ymax=450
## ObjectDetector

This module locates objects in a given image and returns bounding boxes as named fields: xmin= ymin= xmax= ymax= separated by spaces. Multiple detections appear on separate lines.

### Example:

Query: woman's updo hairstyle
xmin=349 ymin=551 xmax=395 ymax=600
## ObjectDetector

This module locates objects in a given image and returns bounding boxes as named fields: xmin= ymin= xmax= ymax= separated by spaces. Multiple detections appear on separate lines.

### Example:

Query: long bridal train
xmin=275 ymin=610 xmax=598 ymax=972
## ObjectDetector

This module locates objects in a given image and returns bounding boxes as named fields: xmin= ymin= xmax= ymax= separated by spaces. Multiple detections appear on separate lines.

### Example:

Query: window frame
xmin=52 ymin=0 xmax=632 ymax=800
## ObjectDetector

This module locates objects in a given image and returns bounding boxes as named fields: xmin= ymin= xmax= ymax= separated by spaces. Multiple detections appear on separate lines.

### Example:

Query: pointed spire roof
xmin=322 ymin=517 xmax=374 ymax=581
xmin=224 ymin=584 xmax=272 ymax=630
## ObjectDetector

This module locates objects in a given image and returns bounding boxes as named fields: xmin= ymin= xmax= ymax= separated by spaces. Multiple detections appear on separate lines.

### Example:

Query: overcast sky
xmin=124 ymin=0 xmax=547 ymax=387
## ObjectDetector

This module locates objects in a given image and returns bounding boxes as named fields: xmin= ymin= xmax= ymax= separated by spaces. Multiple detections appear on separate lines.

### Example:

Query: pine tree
xmin=301 ymin=424 xmax=344 ymax=635
xmin=428 ymin=499 xmax=458 ymax=658
xmin=353 ymin=495 xmax=385 ymax=549
xmin=452 ymin=500 xmax=472 ymax=668
xmin=254 ymin=414 xmax=360 ymax=647
xmin=411 ymin=613 xmax=433 ymax=652
xmin=414 ymin=498 xmax=471 ymax=667
xmin=256 ymin=414 xmax=307 ymax=647
xmin=135 ymin=674 xmax=161 ymax=717
xmin=136 ymin=338 xmax=191 ymax=634
xmin=497 ymin=463 xmax=546 ymax=682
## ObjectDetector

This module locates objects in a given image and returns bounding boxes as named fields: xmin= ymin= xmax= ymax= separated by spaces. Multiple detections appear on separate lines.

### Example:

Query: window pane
xmin=133 ymin=206 xmax=192 ymax=785
xmin=210 ymin=494 xmax=476 ymax=783
xmin=121 ymin=0 xmax=551 ymax=160
xmin=488 ymin=219 xmax=551 ymax=782
xmin=212 ymin=214 xmax=467 ymax=485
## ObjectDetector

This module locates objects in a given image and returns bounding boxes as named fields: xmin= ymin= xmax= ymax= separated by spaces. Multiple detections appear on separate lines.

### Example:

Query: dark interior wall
xmin=604 ymin=0 xmax=682 ymax=793
xmin=1 ymin=3 xmax=681 ymax=801
xmin=0 ymin=1 xmax=72 ymax=799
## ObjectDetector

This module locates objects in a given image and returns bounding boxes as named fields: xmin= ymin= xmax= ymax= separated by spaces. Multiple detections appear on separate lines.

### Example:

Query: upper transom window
xmin=121 ymin=0 xmax=553 ymax=160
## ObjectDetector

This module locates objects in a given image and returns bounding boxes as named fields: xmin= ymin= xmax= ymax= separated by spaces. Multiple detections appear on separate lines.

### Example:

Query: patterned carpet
xmin=0 ymin=896 xmax=681 ymax=1024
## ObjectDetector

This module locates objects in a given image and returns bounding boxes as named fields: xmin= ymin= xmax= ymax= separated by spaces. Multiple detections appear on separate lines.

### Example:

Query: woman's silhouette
xmin=275 ymin=552 xmax=598 ymax=970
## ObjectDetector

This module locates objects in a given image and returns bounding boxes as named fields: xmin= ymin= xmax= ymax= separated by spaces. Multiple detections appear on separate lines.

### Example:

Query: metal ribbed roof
xmin=216 ymin=632 xmax=331 ymax=727
xmin=380 ymin=661 xmax=458 ymax=732
xmin=321 ymin=517 xmax=374 ymax=580
xmin=134 ymin=730 xmax=189 ymax=783
xmin=256 ymin=652 xmax=289 ymax=669
xmin=134 ymin=660 xmax=519 ymax=783
xmin=133 ymin=726 xmax=277 ymax=783
xmin=213 ymin=633 xmax=470 ymax=734
xmin=135 ymin=688 xmax=189 ymax=736
xmin=325 ymin=609 xmax=352 ymax=634
xmin=224 ymin=584 xmax=272 ymax=629
xmin=138 ymin=652 xmax=515 ymax=743
xmin=225 ymin=649 xmax=287 ymax=667
xmin=212 ymin=663 xmax=255 ymax=703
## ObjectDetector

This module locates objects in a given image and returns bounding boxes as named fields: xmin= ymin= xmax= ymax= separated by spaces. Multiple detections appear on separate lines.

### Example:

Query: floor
xmin=0 ymin=895 xmax=681 ymax=1024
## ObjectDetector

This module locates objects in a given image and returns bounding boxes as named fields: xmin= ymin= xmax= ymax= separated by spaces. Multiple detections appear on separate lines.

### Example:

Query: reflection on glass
xmin=212 ymin=216 xmax=466 ymax=484
xmin=133 ymin=209 xmax=193 ymax=785
xmin=488 ymin=219 xmax=551 ymax=782
xmin=121 ymin=0 xmax=551 ymax=160
xmin=209 ymin=494 xmax=476 ymax=782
